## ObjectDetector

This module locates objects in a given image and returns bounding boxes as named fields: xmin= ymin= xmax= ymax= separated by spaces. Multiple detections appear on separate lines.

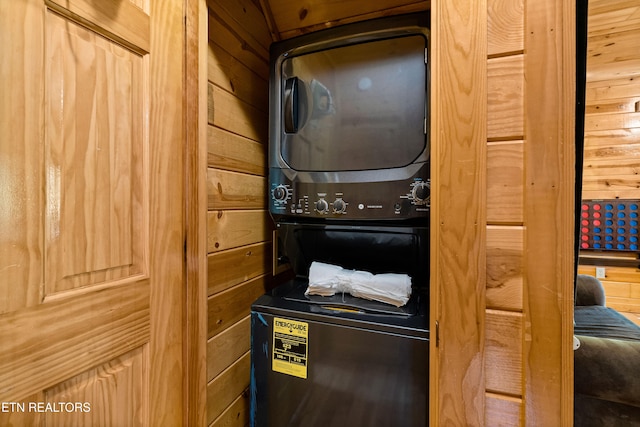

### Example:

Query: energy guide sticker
xmin=272 ymin=317 xmax=308 ymax=379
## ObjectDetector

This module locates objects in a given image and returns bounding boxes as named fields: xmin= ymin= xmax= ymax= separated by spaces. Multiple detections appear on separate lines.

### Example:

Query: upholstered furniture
xmin=574 ymin=274 xmax=640 ymax=426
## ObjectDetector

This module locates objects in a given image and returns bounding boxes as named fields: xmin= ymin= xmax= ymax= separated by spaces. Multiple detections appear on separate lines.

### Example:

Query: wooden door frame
xmin=523 ymin=0 xmax=575 ymax=424
xmin=183 ymin=0 xmax=208 ymax=425
xmin=430 ymin=0 xmax=575 ymax=425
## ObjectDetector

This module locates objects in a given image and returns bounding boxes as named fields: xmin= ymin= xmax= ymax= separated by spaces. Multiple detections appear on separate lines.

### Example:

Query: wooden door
xmin=0 ymin=0 xmax=185 ymax=425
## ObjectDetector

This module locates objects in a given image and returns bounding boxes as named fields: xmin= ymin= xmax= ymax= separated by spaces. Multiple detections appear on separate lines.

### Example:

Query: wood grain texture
xmin=485 ymin=392 xmax=522 ymax=426
xmin=207 ymin=126 xmax=266 ymax=176
xmin=206 ymin=2 xmax=274 ymax=423
xmin=0 ymin=282 xmax=150 ymax=402
xmin=45 ymin=0 xmax=150 ymax=54
xmin=0 ymin=0 xmax=44 ymax=315
xmin=488 ymin=0 xmax=524 ymax=56
xmin=523 ymin=0 xmax=575 ymax=424
xmin=146 ymin=0 xmax=185 ymax=424
xmin=487 ymin=141 xmax=524 ymax=224
xmin=44 ymin=10 xmax=146 ymax=294
xmin=1 ymin=0 xmax=185 ymax=425
xmin=208 ymin=244 xmax=271 ymax=296
xmin=279 ymin=3 xmax=430 ymax=40
xmin=485 ymin=310 xmax=523 ymax=396
xmin=430 ymin=1 xmax=487 ymax=425
xmin=582 ymin=28 xmax=640 ymax=202
xmin=207 ymin=275 xmax=269 ymax=339
xmin=207 ymin=5 xmax=269 ymax=76
xmin=44 ymin=346 xmax=148 ymax=426
xmin=587 ymin=19 xmax=640 ymax=81
xmin=208 ymin=83 xmax=268 ymax=143
xmin=211 ymin=390 xmax=250 ymax=427
xmin=588 ymin=0 xmax=640 ymax=37
xmin=0 ymin=392 xmax=43 ymax=426
xmin=207 ymin=354 xmax=250 ymax=425
xmin=207 ymin=168 xmax=267 ymax=210
xmin=183 ymin=0 xmax=209 ymax=425
xmin=214 ymin=0 xmax=272 ymax=50
xmin=207 ymin=210 xmax=270 ymax=253
xmin=207 ymin=42 xmax=269 ymax=111
xmin=265 ymin=0 xmax=427 ymax=35
xmin=487 ymin=226 xmax=523 ymax=311
xmin=487 ymin=54 xmax=524 ymax=140
xmin=207 ymin=315 xmax=250 ymax=381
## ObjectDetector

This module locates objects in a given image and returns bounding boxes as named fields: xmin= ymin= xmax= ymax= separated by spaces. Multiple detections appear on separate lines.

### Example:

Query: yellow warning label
xmin=272 ymin=317 xmax=308 ymax=379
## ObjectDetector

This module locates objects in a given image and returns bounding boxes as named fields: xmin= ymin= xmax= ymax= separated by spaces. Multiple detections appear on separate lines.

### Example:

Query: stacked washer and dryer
xmin=250 ymin=13 xmax=431 ymax=427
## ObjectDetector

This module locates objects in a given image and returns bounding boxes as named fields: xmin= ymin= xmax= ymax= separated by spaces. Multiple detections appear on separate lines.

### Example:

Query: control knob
xmin=333 ymin=198 xmax=347 ymax=214
xmin=315 ymin=199 xmax=329 ymax=214
xmin=412 ymin=181 xmax=431 ymax=205
xmin=272 ymin=185 xmax=288 ymax=202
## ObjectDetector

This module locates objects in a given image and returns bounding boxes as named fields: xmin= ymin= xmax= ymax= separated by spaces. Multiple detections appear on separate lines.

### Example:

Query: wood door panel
xmin=45 ymin=0 xmax=150 ymax=54
xmin=0 ymin=281 xmax=150 ymax=402
xmin=44 ymin=346 xmax=148 ymax=426
xmin=1 ymin=0 xmax=184 ymax=424
xmin=44 ymin=9 xmax=147 ymax=295
xmin=0 ymin=0 xmax=45 ymax=315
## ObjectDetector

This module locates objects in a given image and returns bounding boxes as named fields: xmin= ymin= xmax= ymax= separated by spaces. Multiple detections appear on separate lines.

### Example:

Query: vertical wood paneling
xmin=0 ymin=0 xmax=44 ymax=315
xmin=430 ymin=1 xmax=487 ymax=425
xmin=146 ymin=1 xmax=185 ymax=424
xmin=184 ymin=0 xmax=208 ymax=425
xmin=523 ymin=0 xmax=575 ymax=424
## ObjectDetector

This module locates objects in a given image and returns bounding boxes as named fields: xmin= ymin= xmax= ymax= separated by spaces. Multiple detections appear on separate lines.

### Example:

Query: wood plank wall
xmin=205 ymin=1 xmax=276 ymax=425
xmin=429 ymin=0 xmax=487 ymax=422
xmin=578 ymin=0 xmax=640 ymax=316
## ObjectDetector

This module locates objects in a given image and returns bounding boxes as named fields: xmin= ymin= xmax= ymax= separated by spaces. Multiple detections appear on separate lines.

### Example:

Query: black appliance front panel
xmin=269 ymin=163 xmax=430 ymax=221
xmin=251 ymin=293 xmax=428 ymax=427
xmin=268 ymin=13 xmax=430 ymax=224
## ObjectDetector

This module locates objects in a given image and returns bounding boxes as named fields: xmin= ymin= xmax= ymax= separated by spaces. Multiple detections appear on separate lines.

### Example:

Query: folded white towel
xmin=306 ymin=261 xmax=412 ymax=307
